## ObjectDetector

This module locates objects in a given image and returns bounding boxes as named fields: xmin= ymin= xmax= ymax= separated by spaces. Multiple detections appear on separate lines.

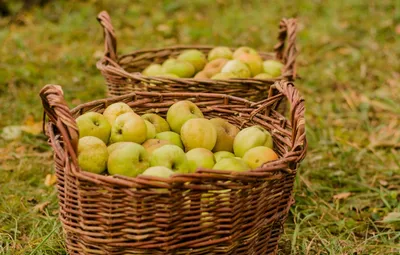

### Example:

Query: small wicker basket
xmin=40 ymin=80 xmax=306 ymax=255
xmin=96 ymin=11 xmax=298 ymax=100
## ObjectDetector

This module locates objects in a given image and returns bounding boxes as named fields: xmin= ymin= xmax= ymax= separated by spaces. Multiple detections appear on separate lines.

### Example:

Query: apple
xmin=242 ymin=146 xmax=278 ymax=169
xmin=142 ymin=166 xmax=174 ymax=179
xmin=103 ymin=102 xmax=134 ymax=125
xmin=162 ymin=59 xmax=195 ymax=78
xmin=203 ymin=59 xmax=229 ymax=77
xmin=186 ymin=148 xmax=215 ymax=172
xmin=142 ymin=64 xmax=164 ymax=76
xmin=166 ymin=100 xmax=204 ymax=134
xmin=141 ymin=113 xmax=170 ymax=133
xmin=181 ymin=118 xmax=217 ymax=151
xmin=254 ymin=73 xmax=274 ymax=79
xmin=233 ymin=125 xmax=273 ymax=157
xmin=211 ymin=72 xmax=236 ymax=80
xmin=212 ymin=157 xmax=249 ymax=172
xmin=155 ymin=73 xmax=180 ymax=78
xmin=194 ymin=71 xmax=209 ymax=79
xmin=77 ymin=136 xmax=108 ymax=174
xmin=76 ymin=112 xmax=111 ymax=144
xmin=144 ymin=120 xmax=156 ymax=139
xmin=208 ymin=46 xmax=233 ymax=61
xmin=142 ymin=139 xmax=172 ymax=155
xmin=177 ymin=49 xmax=207 ymax=73
xmin=263 ymin=60 xmax=284 ymax=77
xmin=155 ymin=131 xmax=183 ymax=149
xmin=209 ymin=118 xmax=239 ymax=152
xmin=150 ymin=145 xmax=190 ymax=173
xmin=110 ymin=112 xmax=147 ymax=144
xmin=232 ymin=46 xmax=258 ymax=59
xmin=214 ymin=151 xmax=235 ymax=162
xmin=235 ymin=53 xmax=263 ymax=77
xmin=107 ymin=141 xmax=133 ymax=155
xmin=107 ymin=142 xmax=150 ymax=177
xmin=221 ymin=60 xmax=251 ymax=78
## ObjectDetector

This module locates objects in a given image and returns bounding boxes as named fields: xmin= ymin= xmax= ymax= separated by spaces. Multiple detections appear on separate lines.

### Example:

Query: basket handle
xmin=274 ymin=18 xmax=297 ymax=80
xmin=253 ymin=80 xmax=306 ymax=162
xmin=40 ymin=85 xmax=79 ymax=165
xmin=97 ymin=11 xmax=118 ymax=63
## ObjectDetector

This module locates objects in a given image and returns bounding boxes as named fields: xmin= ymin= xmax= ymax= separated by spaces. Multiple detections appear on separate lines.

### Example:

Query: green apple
xmin=263 ymin=60 xmax=284 ymax=77
xmin=214 ymin=151 xmax=235 ymax=162
xmin=235 ymin=52 xmax=263 ymax=77
xmin=76 ymin=112 xmax=111 ymax=144
xmin=221 ymin=60 xmax=251 ymax=78
xmin=142 ymin=166 xmax=174 ymax=193
xmin=144 ymin=120 xmax=156 ymax=139
xmin=78 ymin=136 xmax=108 ymax=174
xmin=166 ymin=100 xmax=204 ymax=134
xmin=242 ymin=146 xmax=278 ymax=169
xmin=186 ymin=148 xmax=215 ymax=172
xmin=162 ymin=59 xmax=195 ymax=78
xmin=211 ymin=72 xmax=236 ymax=80
xmin=254 ymin=73 xmax=274 ymax=79
xmin=141 ymin=113 xmax=170 ymax=133
xmin=233 ymin=125 xmax=273 ymax=157
xmin=203 ymin=58 xmax=228 ymax=77
xmin=107 ymin=141 xmax=133 ymax=155
xmin=108 ymin=143 xmax=149 ymax=177
xmin=142 ymin=139 xmax=172 ymax=155
xmin=208 ymin=46 xmax=233 ymax=61
xmin=181 ymin=118 xmax=217 ymax=151
xmin=142 ymin=166 xmax=174 ymax=178
xmin=209 ymin=118 xmax=239 ymax=152
xmin=150 ymin=145 xmax=190 ymax=173
xmin=177 ymin=49 xmax=207 ymax=73
xmin=142 ymin=64 xmax=164 ymax=76
xmin=232 ymin=46 xmax=258 ymax=59
xmin=155 ymin=73 xmax=180 ymax=78
xmin=155 ymin=131 xmax=183 ymax=149
xmin=103 ymin=102 xmax=134 ymax=125
xmin=110 ymin=112 xmax=147 ymax=144
xmin=212 ymin=157 xmax=249 ymax=172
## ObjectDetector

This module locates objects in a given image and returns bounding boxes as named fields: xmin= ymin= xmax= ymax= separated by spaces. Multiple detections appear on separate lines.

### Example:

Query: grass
xmin=0 ymin=0 xmax=399 ymax=254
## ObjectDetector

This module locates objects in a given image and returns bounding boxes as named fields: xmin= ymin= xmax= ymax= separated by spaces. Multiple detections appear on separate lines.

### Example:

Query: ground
xmin=0 ymin=0 xmax=399 ymax=254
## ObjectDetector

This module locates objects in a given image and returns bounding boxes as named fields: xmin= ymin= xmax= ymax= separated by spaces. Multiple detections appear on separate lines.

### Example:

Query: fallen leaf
xmin=1 ymin=126 xmax=22 ymax=140
xmin=379 ymin=180 xmax=388 ymax=186
xmin=333 ymin=192 xmax=352 ymax=200
xmin=44 ymin=174 xmax=57 ymax=186
xmin=20 ymin=116 xmax=42 ymax=135
xmin=34 ymin=201 xmax=50 ymax=214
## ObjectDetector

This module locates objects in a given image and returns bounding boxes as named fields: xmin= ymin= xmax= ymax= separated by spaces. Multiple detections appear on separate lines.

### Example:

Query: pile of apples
xmin=142 ymin=46 xmax=284 ymax=80
xmin=76 ymin=101 xmax=278 ymax=179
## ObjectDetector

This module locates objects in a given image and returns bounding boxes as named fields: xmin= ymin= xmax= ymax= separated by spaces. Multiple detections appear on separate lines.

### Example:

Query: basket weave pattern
xmin=40 ymin=81 xmax=306 ymax=255
xmin=96 ymin=11 xmax=298 ymax=99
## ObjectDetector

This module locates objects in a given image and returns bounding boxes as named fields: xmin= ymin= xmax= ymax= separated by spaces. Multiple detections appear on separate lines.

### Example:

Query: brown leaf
xmin=44 ymin=174 xmax=57 ymax=186
xmin=34 ymin=201 xmax=50 ymax=214
xmin=396 ymin=24 xmax=400 ymax=35
xmin=333 ymin=192 xmax=352 ymax=200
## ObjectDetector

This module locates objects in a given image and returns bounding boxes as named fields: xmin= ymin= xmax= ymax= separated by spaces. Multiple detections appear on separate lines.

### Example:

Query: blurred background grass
xmin=0 ymin=0 xmax=399 ymax=254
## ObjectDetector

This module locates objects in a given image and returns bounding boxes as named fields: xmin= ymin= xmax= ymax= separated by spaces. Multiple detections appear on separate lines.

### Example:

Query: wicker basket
xmin=40 ymin=80 xmax=306 ymax=255
xmin=96 ymin=11 xmax=298 ymax=100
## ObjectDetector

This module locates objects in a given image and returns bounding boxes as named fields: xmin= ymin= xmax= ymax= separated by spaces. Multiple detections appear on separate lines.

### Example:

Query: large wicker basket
xmin=96 ymin=11 xmax=298 ymax=100
xmin=40 ymin=80 xmax=306 ymax=255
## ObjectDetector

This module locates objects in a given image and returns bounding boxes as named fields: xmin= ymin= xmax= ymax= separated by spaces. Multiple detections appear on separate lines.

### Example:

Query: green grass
xmin=1 ymin=0 xmax=399 ymax=254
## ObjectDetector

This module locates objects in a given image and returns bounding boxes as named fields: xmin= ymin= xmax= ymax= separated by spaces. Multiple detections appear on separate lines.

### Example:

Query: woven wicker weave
xmin=96 ymin=11 xmax=298 ymax=99
xmin=40 ymin=80 xmax=306 ymax=255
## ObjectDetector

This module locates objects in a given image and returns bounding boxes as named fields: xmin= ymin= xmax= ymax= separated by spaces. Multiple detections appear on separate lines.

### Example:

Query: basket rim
xmin=41 ymin=81 xmax=306 ymax=188
xmin=96 ymin=46 xmax=287 ymax=84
